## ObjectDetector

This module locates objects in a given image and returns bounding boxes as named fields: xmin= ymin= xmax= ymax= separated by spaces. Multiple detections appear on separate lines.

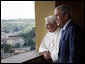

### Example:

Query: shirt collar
xmin=62 ymin=19 xmax=71 ymax=30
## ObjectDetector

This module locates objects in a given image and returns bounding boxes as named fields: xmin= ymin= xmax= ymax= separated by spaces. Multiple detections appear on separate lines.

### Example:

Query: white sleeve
xmin=39 ymin=34 xmax=49 ymax=52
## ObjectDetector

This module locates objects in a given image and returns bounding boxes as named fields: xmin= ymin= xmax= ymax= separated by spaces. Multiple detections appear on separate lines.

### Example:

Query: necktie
xmin=58 ymin=30 xmax=65 ymax=56
xmin=61 ymin=30 xmax=65 ymax=38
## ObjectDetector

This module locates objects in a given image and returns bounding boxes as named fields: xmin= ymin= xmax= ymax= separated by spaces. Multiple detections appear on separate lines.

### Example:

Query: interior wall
xmin=35 ymin=1 xmax=55 ymax=50
xmin=55 ymin=1 xmax=84 ymax=30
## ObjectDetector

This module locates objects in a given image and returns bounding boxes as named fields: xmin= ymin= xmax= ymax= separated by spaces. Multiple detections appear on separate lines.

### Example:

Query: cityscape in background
xmin=1 ymin=19 xmax=35 ymax=59
xmin=1 ymin=1 xmax=35 ymax=60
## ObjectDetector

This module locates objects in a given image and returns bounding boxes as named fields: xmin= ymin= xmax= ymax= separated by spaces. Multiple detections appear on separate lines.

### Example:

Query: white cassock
xmin=39 ymin=27 xmax=62 ymax=63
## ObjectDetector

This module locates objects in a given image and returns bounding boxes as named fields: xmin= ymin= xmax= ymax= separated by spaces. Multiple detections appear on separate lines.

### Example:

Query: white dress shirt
xmin=39 ymin=27 xmax=62 ymax=63
xmin=62 ymin=19 xmax=71 ymax=30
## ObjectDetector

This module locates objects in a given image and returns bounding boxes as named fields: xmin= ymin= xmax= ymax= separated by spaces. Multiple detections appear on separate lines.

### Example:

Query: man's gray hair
xmin=55 ymin=5 xmax=72 ymax=19
xmin=44 ymin=15 xmax=56 ymax=23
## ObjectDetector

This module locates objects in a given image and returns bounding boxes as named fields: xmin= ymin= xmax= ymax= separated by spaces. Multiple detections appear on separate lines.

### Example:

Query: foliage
xmin=15 ymin=43 xmax=21 ymax=48
xmin=1 ymin=43 xmax=14 ymax=53
xmin=1 ymin=19 xmax=35 ymax=51
xmin=1 ymin=19 xmax=35 ymax=33
xmin=22 ymin=27 xmax=35 ymax=50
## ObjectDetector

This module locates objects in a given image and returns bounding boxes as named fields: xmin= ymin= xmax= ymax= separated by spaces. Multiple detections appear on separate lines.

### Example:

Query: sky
xmin=1 ymin=1 xmax=35 ymax=19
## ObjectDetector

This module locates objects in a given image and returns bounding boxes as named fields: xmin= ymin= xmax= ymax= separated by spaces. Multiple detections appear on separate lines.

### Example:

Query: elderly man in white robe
xmin=39 ymin=15 xmax=62 ymax=63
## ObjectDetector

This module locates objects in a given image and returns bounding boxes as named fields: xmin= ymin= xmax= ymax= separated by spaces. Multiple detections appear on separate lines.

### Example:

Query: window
xmin=1 ymin=1 xmax=35 ymax=59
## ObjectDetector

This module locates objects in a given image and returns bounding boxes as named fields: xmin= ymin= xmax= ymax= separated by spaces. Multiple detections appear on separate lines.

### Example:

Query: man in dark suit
xmin=54 ymin=5 xmax=84 ymax=63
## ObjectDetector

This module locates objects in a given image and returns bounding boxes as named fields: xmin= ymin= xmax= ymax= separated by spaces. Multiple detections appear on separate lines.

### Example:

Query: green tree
xmin=15 ymin=43 xmax=21 ymax=48
xmin=22 ymin=27 xmax=35 ymax=50
xmin=30 ymin=44 xmax=35 ymax=51
xmin=1 ymin=43 xmax=13 ymax=53
xmin=28 ymin=27 xmax=35 ymax=38
xmin=23 ymin=38 xmax=32 ymax=47
xmin=8 ymin=48 xmax=14 ymax=53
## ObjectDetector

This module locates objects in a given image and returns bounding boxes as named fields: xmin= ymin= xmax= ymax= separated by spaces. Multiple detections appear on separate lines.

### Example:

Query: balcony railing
xmin=1 ymin=50 xmax=53 ymax=63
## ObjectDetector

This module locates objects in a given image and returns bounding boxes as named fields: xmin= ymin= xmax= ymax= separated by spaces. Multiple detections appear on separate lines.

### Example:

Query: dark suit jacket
xmin=58 ymin=21 xmax=84 ymax=63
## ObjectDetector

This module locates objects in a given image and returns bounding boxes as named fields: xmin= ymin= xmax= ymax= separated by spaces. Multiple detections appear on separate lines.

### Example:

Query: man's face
xmin=45 ymin=21 xmax=57 ymax=32
xmin=54 ymin=9 xmax=66 ymax=27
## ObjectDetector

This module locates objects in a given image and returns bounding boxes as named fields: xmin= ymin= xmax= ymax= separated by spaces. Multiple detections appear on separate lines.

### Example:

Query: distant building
xmin=1 ymin=32 xmax=7 ymax=37
xmin=1 ymin=37 xmax=8 ymax=43
xmin=7 ymin=37 xmax=24 ymax=46
xmin=1 ymin=37 xmax=24 ymax=46
xmin=13 ymin=48 xmax=26 ymax=54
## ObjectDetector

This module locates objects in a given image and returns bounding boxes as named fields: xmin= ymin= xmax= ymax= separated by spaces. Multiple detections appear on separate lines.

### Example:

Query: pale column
xmin=35 ymin=1 xmax=55 ymax=50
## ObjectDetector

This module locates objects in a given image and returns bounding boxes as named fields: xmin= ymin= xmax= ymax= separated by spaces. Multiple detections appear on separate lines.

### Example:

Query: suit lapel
xmin=58 ymin=21 xmax=73 ymax=56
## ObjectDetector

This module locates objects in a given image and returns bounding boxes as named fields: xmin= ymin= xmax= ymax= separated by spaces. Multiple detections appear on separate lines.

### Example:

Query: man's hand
xmin=43 ymin=51 xmax=51 ymax=60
